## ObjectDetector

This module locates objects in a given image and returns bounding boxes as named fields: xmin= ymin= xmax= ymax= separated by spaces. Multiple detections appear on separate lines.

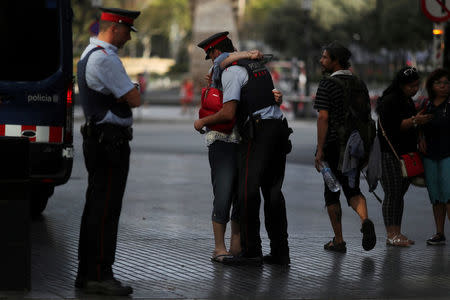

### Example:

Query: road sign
xmin=421 ymin=0 xmax=450 ymax=22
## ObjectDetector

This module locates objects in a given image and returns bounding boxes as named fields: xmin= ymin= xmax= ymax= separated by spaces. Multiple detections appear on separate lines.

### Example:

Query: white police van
xmin=0 ymin=0 xmax=74 ymax=216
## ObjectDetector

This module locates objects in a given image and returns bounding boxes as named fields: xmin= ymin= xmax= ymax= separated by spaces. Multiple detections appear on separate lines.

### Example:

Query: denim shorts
xmin=423 ymin=156 xmax=450 ymax=204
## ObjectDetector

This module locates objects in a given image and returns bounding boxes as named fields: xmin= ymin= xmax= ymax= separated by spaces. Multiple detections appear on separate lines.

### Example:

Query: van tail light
xmin=67 ymin=82 xmax=73 ymax=105
xmin=65 ymin=79 xmax=74 ymax=144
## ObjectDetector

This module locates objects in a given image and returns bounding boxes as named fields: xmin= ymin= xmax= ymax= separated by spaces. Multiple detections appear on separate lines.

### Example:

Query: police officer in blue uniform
xmin=76 ymin=7 xmax=141 ymax=296
xmin=195 ymin=32 xmax=293 ymax=266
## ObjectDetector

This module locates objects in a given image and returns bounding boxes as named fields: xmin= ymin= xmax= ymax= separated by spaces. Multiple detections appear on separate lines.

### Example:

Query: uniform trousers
xmin=78 ymin=131 xmax=130 ymax=281
xmin=238 ymin=119 xmax=290 ymax=258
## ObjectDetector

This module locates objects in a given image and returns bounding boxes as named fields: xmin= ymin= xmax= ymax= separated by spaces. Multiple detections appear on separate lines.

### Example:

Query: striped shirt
xmin=313 ymin=76 xmax=346 ymax=144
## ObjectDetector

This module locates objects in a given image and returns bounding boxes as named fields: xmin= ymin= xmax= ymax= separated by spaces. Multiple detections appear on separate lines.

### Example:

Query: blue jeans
xmin=208 ymin=141 xmax=239 ymax=224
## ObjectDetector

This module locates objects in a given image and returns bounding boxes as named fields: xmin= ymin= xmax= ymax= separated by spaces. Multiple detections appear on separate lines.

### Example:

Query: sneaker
xmin=361 ymin=218 xmax=376 ymax=251
xmin=426 ymin=233 xmax=446 ymax=245
xmin=80 ymin=278 xmax=133 ymax=296
xmin=324 ymin=238 xmax=347 ymax=253
xmin=263 ymin=254 xmax=291 ymax=266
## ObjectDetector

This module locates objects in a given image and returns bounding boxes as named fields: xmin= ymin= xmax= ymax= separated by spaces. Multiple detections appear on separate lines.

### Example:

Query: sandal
xmin=361 ymin=219 xmax=376 ymax=251
xmin=398 ymin=234 xmax=415 ymax=245
xmin=386 ymin=235 xmax=410 ymax=247
xmin=211 ymin=254 xmax=234 ymax=263
xmin=324 ymin=238 xmax=347 ymax=253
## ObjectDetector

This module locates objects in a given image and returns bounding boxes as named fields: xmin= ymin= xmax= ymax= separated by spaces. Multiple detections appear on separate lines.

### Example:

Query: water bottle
xmin=320 ymin=162 xmax=340 ymax=192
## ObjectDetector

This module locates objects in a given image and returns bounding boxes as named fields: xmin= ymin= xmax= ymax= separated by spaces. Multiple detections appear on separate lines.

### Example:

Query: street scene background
xmin=1 ymin=0 xmax=449 ymax=299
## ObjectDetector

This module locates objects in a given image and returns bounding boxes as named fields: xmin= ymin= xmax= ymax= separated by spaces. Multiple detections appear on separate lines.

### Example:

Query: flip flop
xmin=211 ymin=254 xmax=234 ymax=263
xmin=361 ymin=219 xmax=376 ymax=251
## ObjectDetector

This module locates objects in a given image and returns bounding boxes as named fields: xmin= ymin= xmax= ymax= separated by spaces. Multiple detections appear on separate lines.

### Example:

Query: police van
xmin=0 ymin=0 xmax=74 ymax=216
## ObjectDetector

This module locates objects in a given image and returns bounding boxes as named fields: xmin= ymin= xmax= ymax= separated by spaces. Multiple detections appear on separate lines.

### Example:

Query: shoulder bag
xmin=198 ymin=85 xmax=235 ymax=134
xmin=378 ymin=118 xmax=425 ymax=187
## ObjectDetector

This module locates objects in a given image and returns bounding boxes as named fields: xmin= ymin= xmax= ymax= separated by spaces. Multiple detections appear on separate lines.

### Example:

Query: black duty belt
xmin=81 ymin=122 xmax=133 ymax=142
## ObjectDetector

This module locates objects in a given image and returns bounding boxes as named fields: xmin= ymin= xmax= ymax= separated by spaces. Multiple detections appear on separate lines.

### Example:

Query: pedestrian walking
xmin=180 ymin=78 xmax=194 ymax=115
xmin=420 ymin=68 xmax=450 ymax=245
xmin=194 ymin=32 xmax=292 ymax=266
xmin=75 ymin=7 xmax=141 ymax=295
xmin=376 ymin=66 xmax=432 ymax=247
xmin=314 ymin=41 xmax=376 ymax=253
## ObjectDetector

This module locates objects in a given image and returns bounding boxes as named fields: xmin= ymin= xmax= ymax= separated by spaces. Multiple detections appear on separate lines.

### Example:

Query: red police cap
xmin=100 ymin=7 xmax=141 ymax=32
xmin=197 ymin=31 xmax=229 ymax=60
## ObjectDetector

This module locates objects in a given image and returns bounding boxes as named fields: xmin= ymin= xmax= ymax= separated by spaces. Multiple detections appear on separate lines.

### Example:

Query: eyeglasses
xmin=403 ymin=67 xmax=418 ymax=76
xmin=433 ymin=80 xmax=450 ymax=86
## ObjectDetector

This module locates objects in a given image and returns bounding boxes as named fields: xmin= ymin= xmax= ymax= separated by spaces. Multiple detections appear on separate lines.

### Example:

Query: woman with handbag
xmin=376 ymin=66 xmax=433 ymax=247
xmin=419 ymin=68 xmax=450 ymax=245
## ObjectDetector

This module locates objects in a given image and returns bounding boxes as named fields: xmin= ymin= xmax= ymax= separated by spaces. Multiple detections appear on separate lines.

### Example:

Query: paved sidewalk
xmin=21 ymin=153 xmax=450 ymax=299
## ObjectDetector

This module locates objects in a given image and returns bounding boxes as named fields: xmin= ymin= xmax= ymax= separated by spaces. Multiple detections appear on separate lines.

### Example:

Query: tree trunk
xmin=142 ymin=36 xmax=152 ymax=58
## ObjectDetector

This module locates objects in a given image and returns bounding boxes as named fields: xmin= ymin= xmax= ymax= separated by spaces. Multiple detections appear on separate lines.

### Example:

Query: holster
xmin=80 ymin=121 xmax=96 ymax=139
xmin=83 ymin=122 xmax=132 ymax=164
xmin=239 ymin=115 xmax=257 ymax=142
xmin=97 ymin=123 xmax=133 ymax=145
xmin=282 ymin=118 xmax=293 ymax=154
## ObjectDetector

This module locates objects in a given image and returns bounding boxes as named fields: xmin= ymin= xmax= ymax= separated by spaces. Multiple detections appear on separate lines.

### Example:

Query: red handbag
xmin=379 ymin=119 xmax=425 ymax=186
xmin=399 ymin=152 xmax=424 ymax=178
xmin=198 ymin=86 xmax=235 ymax=134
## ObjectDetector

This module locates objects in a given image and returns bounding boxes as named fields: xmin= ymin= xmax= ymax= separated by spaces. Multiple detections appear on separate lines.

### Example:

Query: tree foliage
xmin=72 ymin=0 xmax=98 ymax=56
xmin=245 ymin=0 xmax=433 ymax=59
xmin=356 ymin=0 xmax=432 ymax=51
xmin=311 ymin=0 xmax=373 ymax=31
xmin=262 ymin=2 xmax=324 ymax=58
xmin=71 ymin=0 xmax=191 ymax=58
xmin=135 ymin=0 xmax=190 ymax=38
xmin=134 ymin=0 xmax=191 ymax=57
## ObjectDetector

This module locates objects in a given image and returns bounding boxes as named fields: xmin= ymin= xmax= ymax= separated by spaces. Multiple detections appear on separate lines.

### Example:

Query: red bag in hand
xmin=400 ymin=152 xmax=424 ymax=178
xmin=199 ymin=86 xmax=235 ymax=134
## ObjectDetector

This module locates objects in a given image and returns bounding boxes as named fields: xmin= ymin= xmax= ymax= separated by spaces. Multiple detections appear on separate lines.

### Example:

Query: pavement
xmin=1 ymin=106 xmax=449 ymax=299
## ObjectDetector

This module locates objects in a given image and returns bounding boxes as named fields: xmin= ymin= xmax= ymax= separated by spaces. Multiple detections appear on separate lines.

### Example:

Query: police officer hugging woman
xmin=194 ymin=32 xmax=293 ymax=266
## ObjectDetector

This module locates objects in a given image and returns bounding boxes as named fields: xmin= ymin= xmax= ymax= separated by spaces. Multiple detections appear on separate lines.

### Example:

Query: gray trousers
xmin=208 ymin=141 xmax=239 ymax=224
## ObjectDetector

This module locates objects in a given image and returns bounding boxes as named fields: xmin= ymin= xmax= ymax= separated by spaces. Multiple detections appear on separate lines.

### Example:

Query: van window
xmin=0 ymin=0 xmax=60 ymax=81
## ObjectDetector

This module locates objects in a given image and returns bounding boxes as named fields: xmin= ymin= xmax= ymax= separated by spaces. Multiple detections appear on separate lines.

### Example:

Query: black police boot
xmin=263 ymin=253 xmax=291 ymax=266
xmin=82 ymin=278 xmax=133 ymax=296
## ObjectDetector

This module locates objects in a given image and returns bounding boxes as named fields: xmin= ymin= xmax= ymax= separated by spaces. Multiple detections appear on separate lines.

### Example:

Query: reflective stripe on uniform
xmin=0 ymin=124 xmax=63 ymax=143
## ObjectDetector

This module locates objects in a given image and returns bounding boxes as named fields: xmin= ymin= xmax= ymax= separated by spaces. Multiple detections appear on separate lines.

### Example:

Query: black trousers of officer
xmin=78 ymin=127 xmax=130 ymax=281
xmin=238 ymin=118 xmax=290 ymax=258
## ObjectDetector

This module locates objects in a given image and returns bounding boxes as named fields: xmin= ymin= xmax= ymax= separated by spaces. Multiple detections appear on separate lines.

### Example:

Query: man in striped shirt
xmin=313 ymin=41 xmax=376 ymax=253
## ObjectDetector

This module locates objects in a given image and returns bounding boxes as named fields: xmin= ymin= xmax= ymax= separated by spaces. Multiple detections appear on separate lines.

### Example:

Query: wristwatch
xmin=412 ymin=116 xmax=418 ymax=128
